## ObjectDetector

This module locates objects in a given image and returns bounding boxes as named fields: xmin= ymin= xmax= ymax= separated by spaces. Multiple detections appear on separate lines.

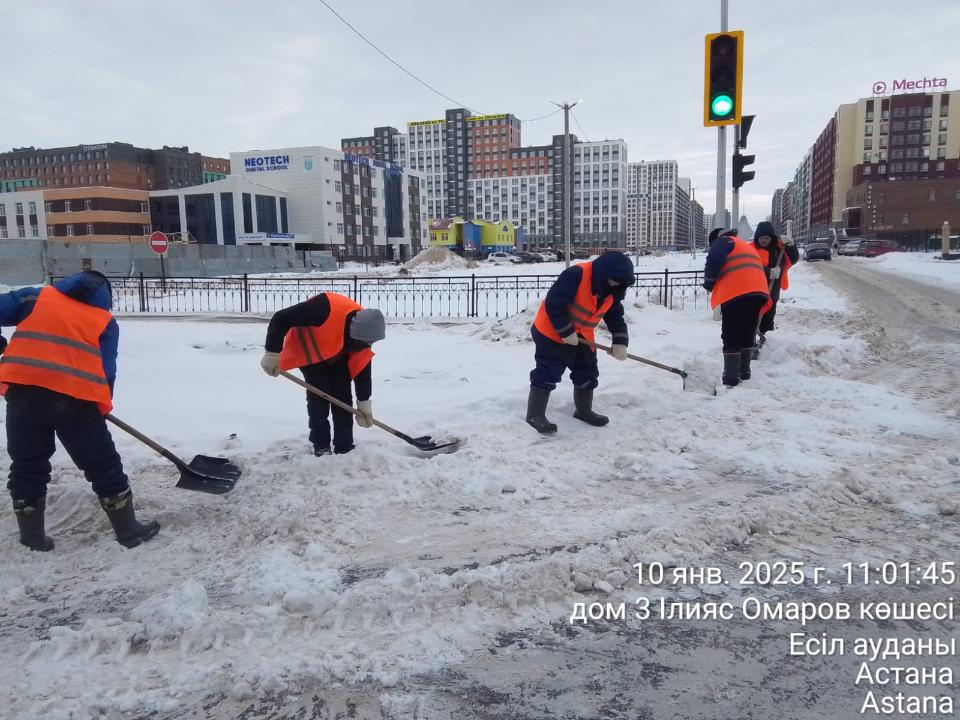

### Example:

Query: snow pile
xmin=401 ymin=245 xmax=469 ymax=272
xmin=853 ymin=251 xmax=960 ymax=290
xmin=1 ymin=259 xmax=957 ymax=718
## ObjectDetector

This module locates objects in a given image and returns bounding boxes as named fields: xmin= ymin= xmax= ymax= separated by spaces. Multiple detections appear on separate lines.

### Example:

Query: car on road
xmin=859 ymin=240 xmax=904 ymax=257
xmin=487 ymin=251 xmax=522 ymax=264
xmin=804 ymin=243 xmax=832 ymax=261
xmin=514 ymin=251 xmax=543 ymax=264
xmin=839 ymin=240 xmax=865 ymax=256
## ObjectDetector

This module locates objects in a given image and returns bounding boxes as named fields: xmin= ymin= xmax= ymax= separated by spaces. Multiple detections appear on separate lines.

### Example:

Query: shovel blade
xmin=412 ymin=437 xmax=464 ymax=455
xmin=175 ymin=455 xmax=241 ymax=494
xmin=681 ymin=359 xmax=718 ymax=396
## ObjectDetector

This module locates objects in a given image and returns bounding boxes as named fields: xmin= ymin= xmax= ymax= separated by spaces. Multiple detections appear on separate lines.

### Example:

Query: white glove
xmin=260 ymin=351 xmax=281 ymax=377
xmin=769 ymin=267 xmax=781 ymax=281
xmin=609 ymin=344 xmax=628 ymax=361
xmin=355 ymin=399 xmax=374 ymax=428
xmin=782 ymin=236 xmax=795 ymax=246
xmin=562 ymin=333 xmax=580 ymax=346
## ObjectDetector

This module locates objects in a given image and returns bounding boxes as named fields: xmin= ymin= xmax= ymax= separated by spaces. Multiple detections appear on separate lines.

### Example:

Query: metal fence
xmin=55 ymin=270 xmax=707 ymax=318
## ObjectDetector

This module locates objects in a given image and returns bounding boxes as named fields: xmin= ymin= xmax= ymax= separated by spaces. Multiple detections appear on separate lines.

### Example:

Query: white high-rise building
xmin=405 ymin=120 xmax=447 ymax=222
xmin=468 ymin=173 xmax=552 ymax=243
xmin=572 ymin=139 xmax=628 ymax=248
xmin=627 ymin=161 xmax=693 ymax=249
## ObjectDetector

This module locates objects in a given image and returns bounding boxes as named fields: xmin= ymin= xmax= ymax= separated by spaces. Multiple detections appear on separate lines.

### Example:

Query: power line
xmin=318 ymin=0 xmax=481 ymax=114
xmin=518 ymin=108 xmax=562 ymax=123
xmin=319 ymin=0 xmax=558 ymax=126
xmin=570 ymin=108 xmax=591 ymax=142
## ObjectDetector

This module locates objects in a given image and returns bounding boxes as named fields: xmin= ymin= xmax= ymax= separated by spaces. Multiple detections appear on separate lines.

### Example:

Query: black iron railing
xmin=52 ymin=270 xmax=706 ymax=318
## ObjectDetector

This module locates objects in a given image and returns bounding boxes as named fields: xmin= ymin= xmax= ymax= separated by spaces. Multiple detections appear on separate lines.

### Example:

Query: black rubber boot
xmin=313 ymin=444 xmax=332 ymax=457
xmin=333 ymin=444 xmax=355 ymax=455
xmin=722 ymin=352 xmax=741 ymax=387
xmin=13 ymin=498 xmax=55 ymax=552
xmin=525 ymin=387 xmax=557 ymax=434
xmin=99 ymin=490 xmax=160 ymax=549
xmin=739 ymin=348 xmax=754 ymax=381
xmin=573 ymin=387 xmax=609 ymax=427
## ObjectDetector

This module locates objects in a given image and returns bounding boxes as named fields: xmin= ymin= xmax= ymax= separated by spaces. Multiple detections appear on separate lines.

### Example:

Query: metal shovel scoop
xmin=106 ymin=414 xmax=241 ymax=494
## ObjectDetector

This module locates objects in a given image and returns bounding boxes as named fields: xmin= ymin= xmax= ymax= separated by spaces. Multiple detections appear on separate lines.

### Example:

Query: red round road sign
xmin=149 ymin=231 xmax=169 ymax=255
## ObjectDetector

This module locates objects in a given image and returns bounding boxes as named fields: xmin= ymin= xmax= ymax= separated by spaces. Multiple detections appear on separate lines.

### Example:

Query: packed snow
xmin=0 ymin=261 xmax=956 ymax=719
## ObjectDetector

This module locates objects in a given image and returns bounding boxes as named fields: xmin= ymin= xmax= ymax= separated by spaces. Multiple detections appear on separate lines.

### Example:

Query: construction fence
xmin=0 ymin=240 xmax=337 ymax=286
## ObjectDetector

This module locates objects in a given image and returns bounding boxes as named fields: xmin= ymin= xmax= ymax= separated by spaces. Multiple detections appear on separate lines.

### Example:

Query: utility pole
xmin=713 ymin=0 xmax=729 ymax=230
xmin=553 ymin=99 xmax=582 ymax=268
xmin=731 ymin=123 xmax=740 ymax=227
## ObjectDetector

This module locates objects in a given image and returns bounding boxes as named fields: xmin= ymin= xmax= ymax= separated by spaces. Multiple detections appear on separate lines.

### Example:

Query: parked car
xmin=839 ymin=240 xmax=864 ymax=256
xmin=487 ymin=251 xmax=522 ymax=264
xmin=859 ymin=240 xmax=904 ymax=257
xmin=536 ymin=251 xmax=558 ymax=262
xmin=514 ymin=251 xmax=543 ymax=264
xmin=804 ymin=243 xmax=832 ymax=261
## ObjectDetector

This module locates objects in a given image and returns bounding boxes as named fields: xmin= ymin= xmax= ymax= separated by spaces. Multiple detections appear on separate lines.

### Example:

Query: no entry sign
xmin=149 ymin=231 xmax=169 ymax=255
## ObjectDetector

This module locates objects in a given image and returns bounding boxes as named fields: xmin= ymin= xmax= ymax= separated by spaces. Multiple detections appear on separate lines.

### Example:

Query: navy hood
xmin=590 ymin=251 xmax=635 ymax=295
xmin=754 ymin=221 xmax=778 ymax=242
xmin=53 ymin=271 xmax=113 ymax=311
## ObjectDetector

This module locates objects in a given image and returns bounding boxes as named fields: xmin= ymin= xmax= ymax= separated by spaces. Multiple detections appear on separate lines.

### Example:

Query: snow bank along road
xmin=1 ymin=262 xmax=958 ymax=719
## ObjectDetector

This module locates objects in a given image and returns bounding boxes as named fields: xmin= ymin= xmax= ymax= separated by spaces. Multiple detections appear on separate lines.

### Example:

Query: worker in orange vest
xmin=751 ymin=221 xmax=799 ymax=349
xmin=527 ymin=251 xmax=636 ymax=433
xmin=260 ymin=293 xmax=385 ymax=455
xmin=702 ymin=229 xmax=772 ymax=387
xmin=0 ymin=271 xmax=159 ymax=551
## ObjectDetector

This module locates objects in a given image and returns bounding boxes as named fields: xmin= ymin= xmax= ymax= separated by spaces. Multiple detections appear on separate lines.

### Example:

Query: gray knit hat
xmin=350 ymin=309 xmax=386 ymax=344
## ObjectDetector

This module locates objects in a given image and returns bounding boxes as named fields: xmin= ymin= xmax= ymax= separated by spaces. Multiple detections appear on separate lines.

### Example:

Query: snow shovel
xmin=280 ymin=371 xmax=463 ymax=454
xmin=586 ymin=339 xmax=717 ymax=396
xmin=752 ymin=244 xmax=787 ymax=360
xmin=105 ymin=414 xmax=241 ymax=494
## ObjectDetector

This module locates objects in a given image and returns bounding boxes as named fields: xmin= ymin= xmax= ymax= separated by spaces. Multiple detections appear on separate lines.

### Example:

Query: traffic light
xmin=704 ymin=31 xmax=744 ymax=127
xmin=733 ymin=152 xmax=755 ymax=189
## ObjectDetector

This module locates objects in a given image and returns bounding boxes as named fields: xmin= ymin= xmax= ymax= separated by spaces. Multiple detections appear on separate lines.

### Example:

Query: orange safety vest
xmin=278 ymin=293 xmax=374 ymax=378
xmin=533 ymin=261 xmax=613 ymax=345
xmin=754 ymin=242 xmax=792 ymax=291
xmin=0 ymin=286 xmax=113 ymax=414
xmin=710 ymin=237 xmax=771 ymax=309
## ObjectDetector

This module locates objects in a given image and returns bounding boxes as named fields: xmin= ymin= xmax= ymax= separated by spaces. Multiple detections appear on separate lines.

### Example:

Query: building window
xmin=64 ymin=201 xmax=72 ymax=212
xmin=84 ymin=199 xmax=92 ymax=211
xmin=28 ymin=201 xmax=36 ymax=214
xmin=938 ymin=133 xmax=947 ymax=145
xmin=863 ymin=139 xmax=872 ymax=150
xmin=901 ymin=213 xmax=910 ymax=224
xmin=46 ymin=227 xmax=54 ymax=239
xmin=66 ymin=225 xmax=74 ymax=236
xmin=929 ymin=190 xmax=937 ymax=202
xmin=15 ymin=202 xmax=23 ymax=215
xmin=336 ymin=202 xmax=342 ymax=213
xmin=337 ymin=223 xmax=344 ymax=235
xmin=937 ymin=148 xmax=947 ymax=159
xmin=936 ymin=161 xmax=945 ymax=171
xmin=335 ymin=181 xmax=342 ymax=192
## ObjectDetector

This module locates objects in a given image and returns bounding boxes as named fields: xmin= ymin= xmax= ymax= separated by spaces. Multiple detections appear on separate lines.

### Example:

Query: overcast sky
xmin=4 ymin=0 xmax=960 ymax=223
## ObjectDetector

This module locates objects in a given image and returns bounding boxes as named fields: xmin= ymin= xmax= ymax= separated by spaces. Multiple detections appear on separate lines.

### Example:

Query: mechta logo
xmin=244 ymin=155 xmax=290 ymax=172
xmin=873 ymin=77 xmax=948 ymax=95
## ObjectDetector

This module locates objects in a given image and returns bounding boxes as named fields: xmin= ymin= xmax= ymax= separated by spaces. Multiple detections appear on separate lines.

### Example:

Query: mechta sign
xmin=408 ymin=119 xmax=445 ymax=127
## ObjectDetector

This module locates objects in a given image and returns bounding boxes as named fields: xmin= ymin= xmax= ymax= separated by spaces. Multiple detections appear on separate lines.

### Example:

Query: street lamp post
xmin=552 ymin=99 xmax=583 ymax=268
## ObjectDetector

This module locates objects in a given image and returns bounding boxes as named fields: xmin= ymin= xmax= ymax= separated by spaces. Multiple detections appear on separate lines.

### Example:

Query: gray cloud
xmin=4 ymin=0 xmax=959 ymax=223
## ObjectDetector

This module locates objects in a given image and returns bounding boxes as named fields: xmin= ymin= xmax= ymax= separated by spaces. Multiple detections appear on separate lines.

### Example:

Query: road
xmin=159 ymin=261 xmax=960 ymax=720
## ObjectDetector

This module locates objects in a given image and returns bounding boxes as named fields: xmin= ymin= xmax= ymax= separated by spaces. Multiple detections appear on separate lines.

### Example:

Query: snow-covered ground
xmin=1 ymin=262 xmax=957 ymax=719
xmin=843 ymin=251 xmax=960 ymax=291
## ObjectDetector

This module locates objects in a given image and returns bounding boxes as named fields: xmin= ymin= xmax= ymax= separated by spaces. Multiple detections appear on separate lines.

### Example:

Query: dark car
xmin=514 ymin=251 xmax=542 ymax=264
xmin=804 ymin=243 xmax=832 ymax=261
xmin=859 ymin=240 xmax=903 ymax=257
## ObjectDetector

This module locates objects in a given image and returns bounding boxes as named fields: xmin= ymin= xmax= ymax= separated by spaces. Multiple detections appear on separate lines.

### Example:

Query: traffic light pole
xmin=713 ymin=0 xmax=729 ymax=231
xmin=731 ymin=124 xmax=740 ymax=229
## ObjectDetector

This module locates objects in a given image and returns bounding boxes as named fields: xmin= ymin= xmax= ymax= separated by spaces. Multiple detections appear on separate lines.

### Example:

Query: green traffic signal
xmin=711 ymin=94 xmax=734 ymax=118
